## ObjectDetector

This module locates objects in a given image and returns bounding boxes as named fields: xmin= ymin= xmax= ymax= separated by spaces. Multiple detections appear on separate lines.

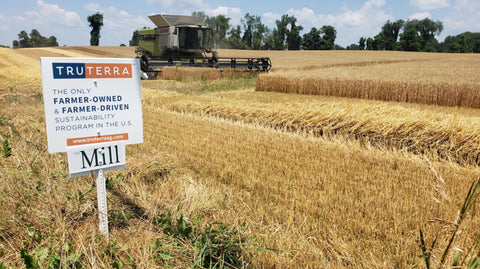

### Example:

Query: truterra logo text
xmin=52 ymin=63 xmax=132 ymax=79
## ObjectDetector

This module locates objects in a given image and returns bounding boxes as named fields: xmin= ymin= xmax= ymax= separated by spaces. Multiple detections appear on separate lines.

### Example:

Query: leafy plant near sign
xmin=19 ymin=241 xmax=83 ymax=269
xmin=152 ymin=207 xmax=250 ymax=268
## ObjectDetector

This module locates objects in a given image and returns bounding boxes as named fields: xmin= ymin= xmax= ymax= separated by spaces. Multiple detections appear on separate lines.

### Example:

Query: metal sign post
xmin=96 ymin=168 xmax=109 ymax=240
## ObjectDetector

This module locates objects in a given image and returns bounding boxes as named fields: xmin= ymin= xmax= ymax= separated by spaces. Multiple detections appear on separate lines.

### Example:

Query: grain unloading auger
xmin=136 ymin=14 xmax=272 ymax=79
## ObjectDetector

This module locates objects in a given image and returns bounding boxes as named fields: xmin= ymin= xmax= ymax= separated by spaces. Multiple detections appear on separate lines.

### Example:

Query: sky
xmin=1 ymin=0 xmax=480 ymax=47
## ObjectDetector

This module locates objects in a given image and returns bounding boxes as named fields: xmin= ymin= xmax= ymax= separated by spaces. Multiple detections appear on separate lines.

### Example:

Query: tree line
xmin=7 ymin=11 xmax=479 ymax=53
xmin=10 ymin=12 xmax=104 ymax=48
xmin=347 ymin=18 xmax=480 ymax=53
xmin=12 ymin=29 xmax=58 ymax=48
xmin=131 ymin=12 xmax=479 ymax=53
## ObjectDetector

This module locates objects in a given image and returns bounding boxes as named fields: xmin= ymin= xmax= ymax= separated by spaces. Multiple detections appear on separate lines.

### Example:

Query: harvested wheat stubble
xmin=145 ymin=89 xmax=480 ymax=166
xmin=139 ymin=103 xmax=480 ymax=267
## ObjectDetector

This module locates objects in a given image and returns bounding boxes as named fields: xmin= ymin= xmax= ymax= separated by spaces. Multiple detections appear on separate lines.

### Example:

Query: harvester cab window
xmin=179 ymin=27 xmax=210 ymax=50
xmin=140 ymin=35 xmax=155 ymax=42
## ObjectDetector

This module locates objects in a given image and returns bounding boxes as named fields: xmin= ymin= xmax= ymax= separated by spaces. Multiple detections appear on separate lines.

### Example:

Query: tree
xmin=359 ymin=37 xmax=366 ymax=50
xmin=263 ymin=28 xmax=275 ymax=50
xmin=302 ymin=25 xmax=336 ymax=50
xmin=346 ymin=43 xmax=361 ymax=50
xmin=30 ymin=29 xmax=45 ymax=47
xmin=205 ymin=15 xmax=230 ymax=49
xmin=129 ymin=30 xmax=139 ymax=46
xmin=366 ymin=37 xmax=375 ymax=50
xmin=302 ymin=27 xmax=322 ymax=50
xmin=404 ymin=18 xmax=443 ymax=51
xmin=320 ymin=25 xmax=336 ymax=50
xmin=380 ymin=20 xmax=404 ymax=50
xmin=46 ymin=36 xmax=58 ymax=47
xmin=440 ymin=32 xmax=480 ymax=53
xmin=272 ymin=15 xmax=303 ymax=50
xmin=286 ymin=16 xmax=303 ymax=50
xmin=225 ymin=25 xmax=245 ymax=49
xmin=18 ymin=31 xmax=31 ymax=48
xmin=399 ymin=27 xmax=422 ymax=51
xmin=88 ymin=12 xmax=104 ymax=46
xmin=13 ymin=29 xmax=57 ymax=48
xmin=373 ymin=34 xmax=384 ymax=50
xmin=240 ymin=13 xmax=266 ymax=50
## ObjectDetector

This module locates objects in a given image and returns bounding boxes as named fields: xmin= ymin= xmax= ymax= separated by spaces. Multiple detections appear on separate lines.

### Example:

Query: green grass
xmin=142 ymin=76 xmax=257 ymax=95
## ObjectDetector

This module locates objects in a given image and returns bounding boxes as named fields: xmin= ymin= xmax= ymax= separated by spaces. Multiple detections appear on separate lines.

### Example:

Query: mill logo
xmin=80 ymin=144 xmax=120 ymax=169
xmin=67 ymin=141 xmax=126 ymax=178
xmin=52 ymin=62 xmax=133 ymax=79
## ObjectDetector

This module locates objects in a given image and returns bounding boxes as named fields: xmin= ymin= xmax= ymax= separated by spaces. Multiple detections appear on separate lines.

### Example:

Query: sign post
xmin=41 ymin=57 xmax=143 ymax=240
xmin=96 ymin=168 xmax=109 ymax=240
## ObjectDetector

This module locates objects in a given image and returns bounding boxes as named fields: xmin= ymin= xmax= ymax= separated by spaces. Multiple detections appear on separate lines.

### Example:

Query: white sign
xmin=40 ymin=57 xmax=143 ymax=153
xmin=67 ymin=141 xmax=126 ymax=178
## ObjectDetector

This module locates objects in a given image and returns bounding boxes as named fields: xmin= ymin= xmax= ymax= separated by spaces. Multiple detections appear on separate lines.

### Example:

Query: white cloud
xmin=410 ymin=0 xmax=449 ymax=10
xmin=82 ymin=3 xmax=152 ymax=45
xmin=84 ymin=4 xmax=151 ymax=29
xmin=0 ymin=13 xmax=7 ymax=31
xmin=146 ymin=0 xmax=208 ymax=13
xmin=444 ymin=0 xmax=480 ymax=32
xmin=262 ymin=12 xmax=280 ymax=26
xmin=13 ymin=16 xmax=26 ymax=23
xmin=337 ymin=0 xmax=391 ymax=27
xmin=84 ymin=3 xmax=102 ymax=13
xmin=286 ymin=0 xmax=391 ymax=29
xmin=408 ymin=12 xmax=432 ymax=20
xmin=204 ymin=6 xmax=243 ymax=26
xmin=29 ymin=0 xmax=82 ymax=27
xmin=280 ymin=0 xmax=392 ymax=45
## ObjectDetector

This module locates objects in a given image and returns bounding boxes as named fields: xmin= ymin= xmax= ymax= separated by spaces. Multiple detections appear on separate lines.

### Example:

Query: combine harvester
xmin=136 ymin=14 xmax=272 ymax=78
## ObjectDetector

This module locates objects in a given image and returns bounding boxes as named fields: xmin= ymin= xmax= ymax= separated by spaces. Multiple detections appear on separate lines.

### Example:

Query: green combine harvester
xmin=136 ymin=14 xmax=272 ymax=78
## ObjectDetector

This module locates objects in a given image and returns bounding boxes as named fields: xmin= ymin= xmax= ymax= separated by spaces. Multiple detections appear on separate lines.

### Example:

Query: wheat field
xmin=1 ymin=47 xmax=480 ymax=268
xmin=257 ymin=53 xmax=480 ymax=108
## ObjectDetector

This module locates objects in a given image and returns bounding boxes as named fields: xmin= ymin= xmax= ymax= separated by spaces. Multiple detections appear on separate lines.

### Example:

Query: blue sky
xmin=1 ymin=0 xmax=479 ymax=47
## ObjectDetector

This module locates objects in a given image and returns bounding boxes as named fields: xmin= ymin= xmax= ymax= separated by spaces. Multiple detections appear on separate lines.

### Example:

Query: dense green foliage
xmin=87 ymin=12 xmax=104 ymax=46
xmin=12 ymin=29 xmax=58 ymax=48
xmin=348 ymin=18 xmax=480 ymax=53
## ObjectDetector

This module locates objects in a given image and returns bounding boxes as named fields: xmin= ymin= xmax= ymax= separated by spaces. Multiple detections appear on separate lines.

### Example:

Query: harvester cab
xmin=136 ymin=14 xmax=271 ymax=78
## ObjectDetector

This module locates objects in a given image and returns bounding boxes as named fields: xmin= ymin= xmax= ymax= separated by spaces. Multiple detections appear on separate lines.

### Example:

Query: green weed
xmin=0 ymin=137 xmax=11 ymax=158
xmin=19 ymin=241 xmax=83 ymax=269
xmin=154 ymin=207 xmax=251 ymax=268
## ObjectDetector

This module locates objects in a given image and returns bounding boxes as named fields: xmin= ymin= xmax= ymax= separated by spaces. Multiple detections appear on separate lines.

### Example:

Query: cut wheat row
xmin=146 ymin=90 xmax=480 ymax=166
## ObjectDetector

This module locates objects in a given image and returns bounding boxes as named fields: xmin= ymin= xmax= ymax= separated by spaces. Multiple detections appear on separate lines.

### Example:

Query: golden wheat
xmin=256 ymin=53 xmax=480 ymax=108
xmin=3 ymin=47 xmax=480 ymax=268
